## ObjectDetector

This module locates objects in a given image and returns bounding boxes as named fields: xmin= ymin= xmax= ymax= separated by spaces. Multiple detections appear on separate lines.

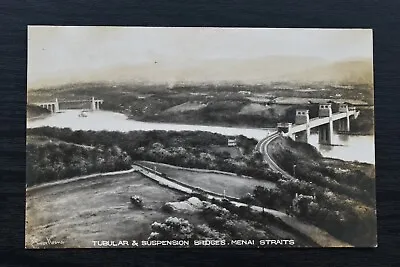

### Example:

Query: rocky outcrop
xmin=163 ymin=197 xmax=204 ymax=214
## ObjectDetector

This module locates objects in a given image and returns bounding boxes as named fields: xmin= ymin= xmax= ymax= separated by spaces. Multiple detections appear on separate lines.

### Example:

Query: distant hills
xmin=281 ymin=59 xmax=373 ymax=85
xmin=28 ymin=56 xmax=373 ymax=90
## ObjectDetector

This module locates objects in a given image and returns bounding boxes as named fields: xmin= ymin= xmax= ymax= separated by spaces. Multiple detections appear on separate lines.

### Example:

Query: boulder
xmin=186 ymin=197 xmax=204 ymax=208
xmin=163 ymin=197 xmax=204 ymax=214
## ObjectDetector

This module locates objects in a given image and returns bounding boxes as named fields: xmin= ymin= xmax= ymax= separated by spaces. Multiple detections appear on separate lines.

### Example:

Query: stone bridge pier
xmin=318 ymin=104 xmax=333 ymax=145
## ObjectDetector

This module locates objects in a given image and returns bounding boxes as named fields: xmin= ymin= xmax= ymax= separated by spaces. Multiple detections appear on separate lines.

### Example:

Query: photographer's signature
xmin=30 ymin=237 xmax=65 ymax=247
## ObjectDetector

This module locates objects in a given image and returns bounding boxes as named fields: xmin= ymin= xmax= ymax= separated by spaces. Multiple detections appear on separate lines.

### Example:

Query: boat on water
xmin=78 ymin=110 xmax=88 ymax=117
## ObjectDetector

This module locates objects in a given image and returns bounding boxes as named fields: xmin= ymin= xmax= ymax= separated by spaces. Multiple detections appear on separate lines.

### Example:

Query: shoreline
xmin=26 ymin=114 xmax=51 ymax=122
xmin=336 ymin=132 xmax=374 ymax=136
xmin=126 ymin=115 xmax=275 ymax=130
xmin=27 ymin=109 xmax=373 ymax=136
xmin=26 ymin=109 xmax=374 ymax=163
xmin=28 ymin=109 xmax=274 ymax=132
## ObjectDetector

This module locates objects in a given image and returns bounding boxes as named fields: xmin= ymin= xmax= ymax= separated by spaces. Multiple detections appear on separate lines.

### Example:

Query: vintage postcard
xmin=26 ymin=26 xmax=376 ymax=248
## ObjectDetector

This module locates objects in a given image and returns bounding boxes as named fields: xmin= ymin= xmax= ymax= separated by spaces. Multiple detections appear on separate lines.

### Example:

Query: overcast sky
xmin=28 ymin=26 xmax=373 ymax=87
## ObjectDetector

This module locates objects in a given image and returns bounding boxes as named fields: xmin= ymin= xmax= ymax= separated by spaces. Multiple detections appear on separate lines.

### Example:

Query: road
xmin=255 ymin=131 xmax=295 ymax=180
xmin=255 ymin=132 xmax=355 ymax=247
xmin=132 ymin=163 xmax=351 ymax=247
xmin=26 ymin=158 xmax=351 ymax=247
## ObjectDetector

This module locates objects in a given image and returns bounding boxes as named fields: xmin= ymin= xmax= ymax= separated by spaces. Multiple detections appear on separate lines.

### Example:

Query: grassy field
xmin=238 ymin=103 xmax=270 ymax=115
xmin=163 ymin=101 xmax=207 ymax=113
xmin=25 ymin=172 xmax=203 ymax=248
xmin=139 ymin=161 xmax=276 ymax=198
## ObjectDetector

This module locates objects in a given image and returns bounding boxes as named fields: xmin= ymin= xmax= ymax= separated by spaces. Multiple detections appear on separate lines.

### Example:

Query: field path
xmin=27 ymin=168 xmax=136 ymax=192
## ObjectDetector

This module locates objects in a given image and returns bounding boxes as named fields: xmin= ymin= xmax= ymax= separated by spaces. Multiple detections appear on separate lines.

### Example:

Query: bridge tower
xmin=318 ymin=104 xmax=333 ymax=145
xmin=294 ymin=109 xmax=310 ymax=143
xmin=91 ymin=96 xmax=96 ymax=111
xmin=338 ymin=104 xmax=350 ymax=132
xmin=54 ymin=98 xmax=60 ymax=113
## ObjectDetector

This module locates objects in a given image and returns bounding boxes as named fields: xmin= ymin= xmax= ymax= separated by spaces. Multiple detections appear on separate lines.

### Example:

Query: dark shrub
xmin=161 ymin=203 xmax=174 ymax=213
xmin=130 ymin=195 xmax=144 ymax=208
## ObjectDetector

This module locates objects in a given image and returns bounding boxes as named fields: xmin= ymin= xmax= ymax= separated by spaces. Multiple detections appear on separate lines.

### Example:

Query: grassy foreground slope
xmin=25 ymin=172 xmax=191 ymax=248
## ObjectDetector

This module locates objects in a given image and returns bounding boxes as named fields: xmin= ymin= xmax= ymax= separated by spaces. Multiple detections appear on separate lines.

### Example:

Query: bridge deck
xmin=34 ymin=102 xmax=57 ymax=105
xmin=59 ymin=100 xmax=103 ymax=103
xmin=33 ymin=99 xmax=104 ymax=105
xmin=291 ymin=110 xmax=357 ymax=133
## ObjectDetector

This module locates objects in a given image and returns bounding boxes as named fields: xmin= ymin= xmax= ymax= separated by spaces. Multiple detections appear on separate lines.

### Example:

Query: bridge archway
xmin=33 ymin=97 xmax=104 ymax=113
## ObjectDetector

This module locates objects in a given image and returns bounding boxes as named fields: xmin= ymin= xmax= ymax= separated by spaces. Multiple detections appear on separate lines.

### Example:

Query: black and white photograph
xmin=25 ymin=26 xmax=376 ymax=248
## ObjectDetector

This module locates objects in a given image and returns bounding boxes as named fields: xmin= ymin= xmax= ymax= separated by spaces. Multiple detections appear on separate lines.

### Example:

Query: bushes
xmin=253 ymin=185 xmax=292 ymax=210
xmin=149 ymin=217 xmax=194 ymax=240
xmin=148 ymin=216 xmax=227 ymax=241
xmin=161 ymin=203 xmax=175 ymax=213
xmin=269 ymin=136 xmax=375 ymax=205
xmin=194 ymin=224 xmax=227 ymax=240
xmin=152 ymin=199 xmax=284 ymax=244
xmin=251 ymin=180 xmax=377 ymax=246
xmin=27 ymin=128 xmax=279 ymax=183
xmin=130 ymin=195 xmax=144 ymax=208
xmin=239 ymin=193 xmax=256 ymax=205
xmin=199 ymin=199 xmax=280 ymax=241
xmin=26 ymin=142 xmax=132 ymax=186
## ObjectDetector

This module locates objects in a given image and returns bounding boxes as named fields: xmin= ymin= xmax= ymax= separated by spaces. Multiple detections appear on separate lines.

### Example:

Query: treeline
xmin=133 ymin=142 xmax=281 ymax=182
xmin=147 ymin=110 xmax=281 ymax=128
xmin=27 ymin=105 xmax=50 ymax=119
xmin=27 ymin=127 xmax=280 ymax=183
xmin=27 ymin=127 xmax=228 ymax=149
xmin=26 ymin=142 xmax=132 ymax=186
xmin=347 ymin=107 xmax=374 ymax=135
